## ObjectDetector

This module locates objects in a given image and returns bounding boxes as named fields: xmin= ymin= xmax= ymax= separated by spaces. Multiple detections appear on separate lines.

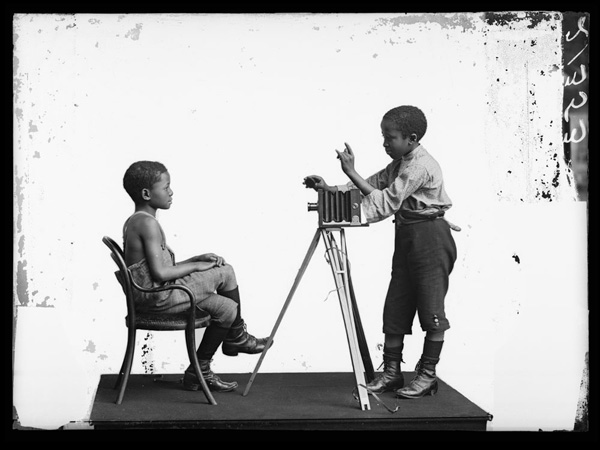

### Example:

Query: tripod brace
xmin=242 ymin=226 xmax=375 ymax=411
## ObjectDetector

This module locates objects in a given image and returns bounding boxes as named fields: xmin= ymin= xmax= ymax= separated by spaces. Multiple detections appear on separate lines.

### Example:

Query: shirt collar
xmin=402 ymin=144 xmax=424 ymax=162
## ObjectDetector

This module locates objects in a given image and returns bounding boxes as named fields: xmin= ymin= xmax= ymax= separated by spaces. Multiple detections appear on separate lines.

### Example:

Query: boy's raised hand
xmin=336 ymin=142 xmax=356 ymax=175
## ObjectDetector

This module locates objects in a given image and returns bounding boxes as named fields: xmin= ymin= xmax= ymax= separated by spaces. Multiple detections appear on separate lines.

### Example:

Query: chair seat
xmin=128 ymin=310 xmax=211 ymax=331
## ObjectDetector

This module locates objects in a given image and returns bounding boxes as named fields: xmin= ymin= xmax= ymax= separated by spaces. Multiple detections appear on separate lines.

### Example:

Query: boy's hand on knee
xmin=198 ymin=253 xmax=226 ymax=266
xmin=210 ymin=255 xmax=226 ymax=267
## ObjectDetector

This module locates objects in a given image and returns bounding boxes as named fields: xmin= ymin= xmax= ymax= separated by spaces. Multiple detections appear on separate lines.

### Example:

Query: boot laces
xmin=201 ymin=359 xmax=215 ymax=376
xmin=377 ymin=356 xmax=404 ymax=371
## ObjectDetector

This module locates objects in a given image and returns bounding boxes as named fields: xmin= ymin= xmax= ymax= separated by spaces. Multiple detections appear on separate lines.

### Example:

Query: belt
xmin=394 ymin=211 xmax=445 ymax=227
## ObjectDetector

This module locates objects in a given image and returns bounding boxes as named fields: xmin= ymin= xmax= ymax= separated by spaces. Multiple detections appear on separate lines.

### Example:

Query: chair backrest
xmin=102 ymin=236 xmax=136 ymax=322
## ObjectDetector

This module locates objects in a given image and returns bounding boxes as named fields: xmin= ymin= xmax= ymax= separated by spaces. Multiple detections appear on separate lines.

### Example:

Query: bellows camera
xmin=307 ymin=189 xmax=363 ymax=227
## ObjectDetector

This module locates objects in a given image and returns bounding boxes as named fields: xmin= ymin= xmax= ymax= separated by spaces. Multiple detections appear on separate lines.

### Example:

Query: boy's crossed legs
xmin=180 ymin=264 xmax=271 ymax=392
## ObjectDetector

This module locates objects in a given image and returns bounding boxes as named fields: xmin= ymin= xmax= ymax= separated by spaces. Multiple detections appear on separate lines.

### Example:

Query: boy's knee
xmin=221 ymin=263 xmax=236 ymax=281
xmin=420 ymin=313 xmax=450 ymax=332
xmin=205 ymin=296 xmax=238 ymax=328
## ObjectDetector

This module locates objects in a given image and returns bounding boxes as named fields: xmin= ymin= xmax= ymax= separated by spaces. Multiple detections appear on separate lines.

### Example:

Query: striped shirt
xmin=339 ymin=145 xmax=452 ymax=226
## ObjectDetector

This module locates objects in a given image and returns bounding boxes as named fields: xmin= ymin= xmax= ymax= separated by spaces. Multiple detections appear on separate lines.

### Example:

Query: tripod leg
xmin=348 ymin=275 xmax=375 ymax=382
xmin=243 ymin=228 xmax=321 ymax=396
xmin=343 ymin=233 xmax=375 ymax=382
xmin=324 ymin=229 xmax=370 ymax=410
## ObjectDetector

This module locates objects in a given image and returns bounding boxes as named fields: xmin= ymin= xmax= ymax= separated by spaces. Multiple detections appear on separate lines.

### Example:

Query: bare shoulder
xmin=124 ymin=214 xmax=163 ymax=265
xmin=129 ymin=213 xmax=160 ymax=234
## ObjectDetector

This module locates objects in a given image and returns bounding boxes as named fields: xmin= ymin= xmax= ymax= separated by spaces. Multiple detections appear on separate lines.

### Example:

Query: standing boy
xmin=304 ymin=105 xmax=458 ymax=399
xmin=121 ymin=160 xmax=271 ymax=393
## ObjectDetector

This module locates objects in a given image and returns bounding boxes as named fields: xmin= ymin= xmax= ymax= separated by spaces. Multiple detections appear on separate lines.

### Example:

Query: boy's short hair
xmin=123 ymin=160 xmax=168 ymax=203
xmin=383 ymin=105 xmax=427 ymax=141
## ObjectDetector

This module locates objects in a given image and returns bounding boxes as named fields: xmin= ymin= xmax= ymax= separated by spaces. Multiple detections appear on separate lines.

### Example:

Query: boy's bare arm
xmin=178 ymin=253 xmax=226 ymax=267
xmin=141 ymin=218 xmax=218 ymax=282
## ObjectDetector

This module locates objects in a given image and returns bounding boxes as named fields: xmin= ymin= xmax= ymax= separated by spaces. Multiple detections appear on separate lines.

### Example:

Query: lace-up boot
xmin=365 ymin=345 xmax=404 ymax=394
xmin=396 ymin=340 xmax=443 ymax=399
xmin=222 ymin=320 xmax=272 ymax=356
xmin=183 ymin=360 xmax=238 ymax=392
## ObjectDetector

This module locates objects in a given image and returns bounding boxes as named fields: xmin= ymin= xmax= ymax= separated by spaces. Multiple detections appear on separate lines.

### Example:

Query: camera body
xmin=307 ymin=189 xmax=365 ymax=227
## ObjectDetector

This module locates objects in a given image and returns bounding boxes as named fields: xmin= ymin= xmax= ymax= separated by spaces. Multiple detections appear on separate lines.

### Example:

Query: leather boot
xmin=396 ymin=340 xmax=443 ymax=399
xmin=365 ymin=345 xmax=404 ymax=394
xmin=222 ymin=320 xmax=272 ymax=356
xmin=183 ymin=360 xmax=238 ymax=392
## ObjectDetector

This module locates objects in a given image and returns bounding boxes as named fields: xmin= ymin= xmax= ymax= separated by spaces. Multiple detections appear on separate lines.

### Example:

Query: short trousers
xmin=382 ymin=218 xmax=457 ymax=335
xmin=130 ymin=261 xmax=238 ymax=326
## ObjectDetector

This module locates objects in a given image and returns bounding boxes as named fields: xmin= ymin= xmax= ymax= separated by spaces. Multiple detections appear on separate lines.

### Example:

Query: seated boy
xmin=121 ymin=160 xmax=271 ymax=392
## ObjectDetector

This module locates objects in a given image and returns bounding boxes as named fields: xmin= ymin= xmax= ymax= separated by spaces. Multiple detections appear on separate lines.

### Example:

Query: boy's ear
xmin=141 ymin=188 xmax=151 ymax=200
xmin=409 ymin=133 xmax=418 ymax=143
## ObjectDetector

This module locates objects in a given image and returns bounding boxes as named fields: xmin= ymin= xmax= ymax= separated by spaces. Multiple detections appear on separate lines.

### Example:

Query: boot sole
xmin=222 ymin=349 xmax=264 ymax=356
xmin=396 ymin=386 xmax=438 ymax=399
xmin=222 ymin=341 xmax=274 ymax=357
xmin=184 ymin=381 xmax=238 ymax=393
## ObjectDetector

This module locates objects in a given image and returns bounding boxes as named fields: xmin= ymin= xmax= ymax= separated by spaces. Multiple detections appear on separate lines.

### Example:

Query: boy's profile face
xmin=144 ymin=171 xmax=173 ymax=210
xmin=381 ymin=119 xmax=416 ymax=160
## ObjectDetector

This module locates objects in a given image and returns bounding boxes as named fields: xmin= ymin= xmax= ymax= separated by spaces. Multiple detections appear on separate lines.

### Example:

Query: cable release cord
xmin=353 ymin=385 xmax=399 ymax=413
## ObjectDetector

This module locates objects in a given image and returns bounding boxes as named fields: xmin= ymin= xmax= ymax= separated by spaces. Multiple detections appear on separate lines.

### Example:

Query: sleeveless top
xmin=121 ymin=211 xmax=176 ymax=312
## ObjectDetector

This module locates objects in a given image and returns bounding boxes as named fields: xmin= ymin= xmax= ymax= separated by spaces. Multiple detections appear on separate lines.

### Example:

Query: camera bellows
xmin=308 ymin=189 xmax=363 ymax=227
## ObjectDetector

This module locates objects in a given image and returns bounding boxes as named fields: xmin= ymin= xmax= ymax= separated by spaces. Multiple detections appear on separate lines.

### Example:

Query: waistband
xmin=395 ymin=211 xmax=445 ymax=228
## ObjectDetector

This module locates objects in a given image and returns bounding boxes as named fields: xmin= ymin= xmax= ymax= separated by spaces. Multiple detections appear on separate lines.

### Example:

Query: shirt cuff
xmin=361 ymin=189 xmax=385 ymax=223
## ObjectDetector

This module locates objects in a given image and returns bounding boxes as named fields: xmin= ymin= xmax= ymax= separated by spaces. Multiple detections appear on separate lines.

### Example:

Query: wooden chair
xmin=102 ymin=236 xmax=217 ymax=406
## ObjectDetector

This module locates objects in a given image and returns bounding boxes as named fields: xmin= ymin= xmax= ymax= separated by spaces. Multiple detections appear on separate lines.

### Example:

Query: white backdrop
xmin=13 ymin=13 xmax=588 ymax=431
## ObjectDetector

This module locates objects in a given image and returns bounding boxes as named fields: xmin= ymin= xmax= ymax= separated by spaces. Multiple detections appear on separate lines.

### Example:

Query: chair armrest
xmin=128 ymin=270 xmax=199 ymax=323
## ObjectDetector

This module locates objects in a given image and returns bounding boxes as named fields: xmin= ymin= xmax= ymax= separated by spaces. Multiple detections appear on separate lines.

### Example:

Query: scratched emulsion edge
xmin=484 ymin=12 xmax=578 ymax=203
xmin=486 ymin=13 xmax=587 ymax=431
xmin=14 ymin=14 xmax=74 ymax=313
xmin=13 ymin=16 xmax=25 ymax=428
xmin=13 ymin=19 xmax=29 ymax=309
xmin=13 ymin=14 xmax=57 ymax=429
xmin=561 ymin=12 xmax=590 ymax=431
xmin=374 ymin=11 xmax=480 ymax=30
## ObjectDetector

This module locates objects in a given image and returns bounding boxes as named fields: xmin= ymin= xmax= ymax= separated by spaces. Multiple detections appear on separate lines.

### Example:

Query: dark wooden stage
xmin=89 ymin=372 xmax=492 ymax=431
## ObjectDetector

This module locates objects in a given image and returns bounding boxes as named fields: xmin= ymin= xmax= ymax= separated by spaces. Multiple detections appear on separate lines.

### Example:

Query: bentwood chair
xmin=102 ymin=236 xmax=216 ymax=406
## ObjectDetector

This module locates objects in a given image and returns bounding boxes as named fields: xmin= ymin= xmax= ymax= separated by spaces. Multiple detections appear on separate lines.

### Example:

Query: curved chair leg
xmin=115 ymin=326 xmax=136 ymax=405
xmin=114 ymin=352 xmax=127 ymax=391
xmin=185 ymin=326 xmax=217 ymax=405
xmin=114 ymin=325 xmax=135 ymax=390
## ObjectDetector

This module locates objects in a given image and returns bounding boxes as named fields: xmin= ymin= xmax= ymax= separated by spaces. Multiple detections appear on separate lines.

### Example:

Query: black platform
xmin=89 ymin=372 xmax=491 ymax=431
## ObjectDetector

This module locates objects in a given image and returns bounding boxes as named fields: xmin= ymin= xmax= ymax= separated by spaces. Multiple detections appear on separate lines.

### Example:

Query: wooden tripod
xmin=242 ymin=227 xmax=374 ymax=410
